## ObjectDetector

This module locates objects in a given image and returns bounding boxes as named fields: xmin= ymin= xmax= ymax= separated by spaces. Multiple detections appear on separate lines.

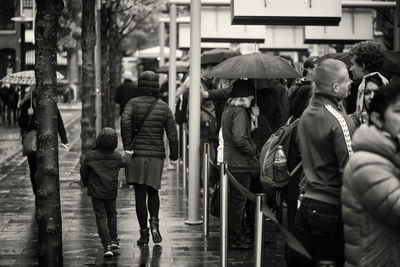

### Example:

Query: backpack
xmin=260 ymin=118 xmax=302 ymax=190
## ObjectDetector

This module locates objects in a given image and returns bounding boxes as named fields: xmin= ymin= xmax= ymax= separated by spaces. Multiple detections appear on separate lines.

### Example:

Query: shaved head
xmin=313 ymin=59 xmax=348 ymax=93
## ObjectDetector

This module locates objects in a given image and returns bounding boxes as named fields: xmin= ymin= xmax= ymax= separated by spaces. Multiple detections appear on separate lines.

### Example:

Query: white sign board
xmin=231 ymin=0 xmax=341 ymax=26
xmin=304 ymin=8 xmax=373 ymax=44
xmin=260 ymin=26 xmax=309 ymax=50
xmin=178 ymin=24 xmax=231 ymax=49
xmin=200 ymin=6 xmax=266 ymax=42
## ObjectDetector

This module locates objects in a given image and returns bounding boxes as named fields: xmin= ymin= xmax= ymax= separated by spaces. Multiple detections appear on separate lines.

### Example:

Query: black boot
xmin=149 ymin=217 xmax=162 ymax=243
xmin=137 ymin=228 xmax=149 ymax=247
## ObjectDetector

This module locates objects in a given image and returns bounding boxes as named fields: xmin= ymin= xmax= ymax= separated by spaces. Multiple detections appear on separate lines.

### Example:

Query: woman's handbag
xmin=22 ymin=130 xmax=36 ymax=156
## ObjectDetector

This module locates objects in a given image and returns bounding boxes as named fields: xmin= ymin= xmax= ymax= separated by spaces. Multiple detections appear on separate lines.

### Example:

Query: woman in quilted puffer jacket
xmin=121 ymin=71 xmax=178 ymax=247
xmin=342 ymin=81 xmax=400 ymax=267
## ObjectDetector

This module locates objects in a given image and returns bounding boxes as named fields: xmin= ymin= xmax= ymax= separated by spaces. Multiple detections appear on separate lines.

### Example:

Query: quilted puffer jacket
xmin=342 ymin=124 xmax=400 ymax=267
xmin=120 ymin=90 xmax=178 ymax=160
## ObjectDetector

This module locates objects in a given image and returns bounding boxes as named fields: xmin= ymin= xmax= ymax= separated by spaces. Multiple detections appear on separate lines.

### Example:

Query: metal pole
xmin=159 ymin=21 xmax=166 ymax=67
xmin=176 ymin=124 xmax=181 ymax=179
xmin=254 ymin=193 xmax=266 ymax=267
xmin=182 ymin=125 xmax=187 ymax=189
xmin=185 ymin=0 xmax=202 ymax=225
xmin=203 ymin=143 xmax=210 ymax=237
xmin=166 ymin=3 xmax=177 ymax=170
xmin=168 ymin=3 xmax=177 ymax=113
xmin=220 ymin=163 xmax=228 ymax=267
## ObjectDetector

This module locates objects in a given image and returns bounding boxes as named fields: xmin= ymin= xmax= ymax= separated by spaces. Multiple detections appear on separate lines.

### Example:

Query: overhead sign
xmin=260 ymin=26 xmax=309 ymax=51
xmin=304 ymin=8 xmax=373 ymax=44
xmin=231 ymin=0 xmax=342 ymax=26
xmin=201 ymin=6 xmax=266 ymax=42
xmin=178 ymin=24 xmax=231 ymax=49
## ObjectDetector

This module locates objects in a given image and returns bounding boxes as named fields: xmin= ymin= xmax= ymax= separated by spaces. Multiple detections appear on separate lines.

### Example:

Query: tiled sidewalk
xmin=0 ymin=109 xmax=286 ymax=266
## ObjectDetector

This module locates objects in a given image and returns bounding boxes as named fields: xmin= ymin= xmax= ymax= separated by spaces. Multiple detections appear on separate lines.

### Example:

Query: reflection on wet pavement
xmin=0 ymin=108 xmax=286 ymax=266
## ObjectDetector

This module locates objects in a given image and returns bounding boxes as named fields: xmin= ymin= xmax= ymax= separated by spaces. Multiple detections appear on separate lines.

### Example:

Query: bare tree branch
xmin=115 ymin=8 xmax=153 ymax=46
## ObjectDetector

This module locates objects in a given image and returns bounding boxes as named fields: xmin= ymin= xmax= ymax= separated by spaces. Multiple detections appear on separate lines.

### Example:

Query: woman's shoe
xmin=149 ymin=217 xmax=162 ymax=243
xmin=137 ymin=228 xmax=149 ymax=247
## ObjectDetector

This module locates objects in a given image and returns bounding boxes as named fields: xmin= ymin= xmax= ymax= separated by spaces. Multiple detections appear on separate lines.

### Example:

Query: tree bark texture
xmin=81 ymin=0 xmax=97 ymax=159
xmin=101 ymin=4 xmax=112 ymax=128
xmin=34 ymin=0 xmax=64 ymax=266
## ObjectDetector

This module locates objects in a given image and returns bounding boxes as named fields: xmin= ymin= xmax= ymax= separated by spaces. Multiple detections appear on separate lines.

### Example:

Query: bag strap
xmin=132 ymin=98 xmax=159 ymax=141
xmin=288 ymin=161 xmax=302 ymax=176
xmin=325 ymin=104 xmax=353 ymax=157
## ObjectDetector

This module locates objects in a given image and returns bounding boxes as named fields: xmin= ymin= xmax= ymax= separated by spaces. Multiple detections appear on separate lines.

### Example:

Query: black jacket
xmin=121 ymin=93 xmax=178 ymax=160
xmin=18 ymin=98 xmax=69 ymax=144
xmin=80 ymin=128 xmax=127 ymax=199
xmin=115 ymin=80 xmax=142 ymax=115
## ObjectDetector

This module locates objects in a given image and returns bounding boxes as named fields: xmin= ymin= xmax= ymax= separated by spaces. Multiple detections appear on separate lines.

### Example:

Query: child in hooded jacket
xmin=80 ymin=127 xmax=127 ymax=257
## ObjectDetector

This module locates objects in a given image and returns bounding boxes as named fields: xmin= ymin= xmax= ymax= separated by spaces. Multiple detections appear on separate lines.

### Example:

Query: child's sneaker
xmin=103 ymin=245 xmax=113 ymax=257
xmin=110 ymin=239 xmax=120 ymax=249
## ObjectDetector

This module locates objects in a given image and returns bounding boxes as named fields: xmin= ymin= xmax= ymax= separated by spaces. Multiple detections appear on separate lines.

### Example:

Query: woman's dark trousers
xmin=92 ymin=198 xmax=117 ymax=247
xmin=27 ymin=154 xmax=37 ymax=196
xmin=133 ymin=183 xmax=160 ymax=230
xmin=228 ymin=172 xmax=251 ymax=242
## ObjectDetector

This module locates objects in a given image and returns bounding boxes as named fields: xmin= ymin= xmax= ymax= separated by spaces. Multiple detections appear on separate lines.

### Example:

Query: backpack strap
xmin=325 ymin=104 xmax=353 ymax=157
xmin=288 ymin=161 xmax=302 ymax=176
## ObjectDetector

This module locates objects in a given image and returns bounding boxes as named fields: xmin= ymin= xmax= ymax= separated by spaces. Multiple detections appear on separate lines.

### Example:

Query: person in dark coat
xmin=221 ymin=79 xmax=258 ymax=250
xmin=80 ymin=127 xmax=127 ymax=257
xmin=114 ymin=71 xmax=140 ymax=115
xmin=18 ymin=86 xmax=70 ymax=205
xmin=121 ymin=71 xmax=178 ymax=247
xmin=283 ymin=84 xmax=313 ymax=267
xmin=292 ymin=59 xmax=355 ymax=267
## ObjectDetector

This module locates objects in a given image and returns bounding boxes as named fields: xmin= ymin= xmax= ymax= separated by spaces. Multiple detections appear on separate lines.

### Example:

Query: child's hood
xmin=96 ymin=127 xmax=118 ymax=151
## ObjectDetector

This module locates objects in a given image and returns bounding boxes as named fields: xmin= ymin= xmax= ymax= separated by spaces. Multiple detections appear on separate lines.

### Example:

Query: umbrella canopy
xmin=314 ymin=52 xmax=352 ymax=68
xmin=155 ymin=61 xmax=189 ymax=74
xmin=201 ymin=49 xmax=241 ymax=66
xmin=1 ymin=70 xmax=65 ymax=85
xmin=381 ymin=50 xmax=400 ymax=80
xmin=205 ymin=52 xmax=300 ymax=79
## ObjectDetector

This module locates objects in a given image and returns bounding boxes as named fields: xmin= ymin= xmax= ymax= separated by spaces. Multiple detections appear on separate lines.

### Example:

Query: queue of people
xmin=19 ymin=39 xmax=400 ymax=264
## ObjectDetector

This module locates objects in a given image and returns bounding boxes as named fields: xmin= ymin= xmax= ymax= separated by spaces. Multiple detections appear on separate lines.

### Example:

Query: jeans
xmin=228 ymin=172 xmax=251 ymax=242
xmin=289 ymin=198 xmax=344 ymax=267
xmin=92 ymin=198 xmax=118 ymax=247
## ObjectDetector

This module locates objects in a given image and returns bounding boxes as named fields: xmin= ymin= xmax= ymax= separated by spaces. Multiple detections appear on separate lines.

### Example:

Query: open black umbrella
xmin=205 ymin=52 xmax=300 ymax=79
xmin=201 ymin=49 xmax=241 ymax=66
xmin=314 ymin=52 xmax=352 ymax=68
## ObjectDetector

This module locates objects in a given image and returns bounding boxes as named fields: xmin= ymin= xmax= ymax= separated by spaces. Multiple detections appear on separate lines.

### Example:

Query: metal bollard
xmin=176 ymin=124 xmax=180 ymax=180
xmin=182 ymin=126 xmax=187 ymax=189
xmin=220 ymin=163 xmax=228 ymax=267
xmin=254 ymin=193 xmax=267 ymax=267
xmin=203 ymin=143 xmax=210 ymax=237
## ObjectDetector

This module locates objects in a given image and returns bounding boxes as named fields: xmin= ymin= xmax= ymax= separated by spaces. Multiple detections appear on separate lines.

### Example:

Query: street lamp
xmin=11 ymin=16 xmax=34 ymax=71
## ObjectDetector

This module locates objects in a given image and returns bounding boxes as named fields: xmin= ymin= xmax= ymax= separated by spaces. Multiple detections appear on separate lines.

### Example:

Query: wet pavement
xmin=0 ymin=104 xmax=286 ymax=266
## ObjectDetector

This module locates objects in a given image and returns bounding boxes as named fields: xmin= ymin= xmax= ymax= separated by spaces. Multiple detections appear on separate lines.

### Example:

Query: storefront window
xmin=0 ymin=0 xmax=16 ymax=31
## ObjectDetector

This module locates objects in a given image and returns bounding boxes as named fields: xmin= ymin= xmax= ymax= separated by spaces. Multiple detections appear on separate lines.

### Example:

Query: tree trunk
xmin=81 ymin=0 xmax=97 ymax=159
xmin=108 ymin=22 xmax=122 ymax=128
xmin=101 ymin=3 xmax=111 ymax=128
xmin=34 ymin=0 xmax=64 ymax=266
